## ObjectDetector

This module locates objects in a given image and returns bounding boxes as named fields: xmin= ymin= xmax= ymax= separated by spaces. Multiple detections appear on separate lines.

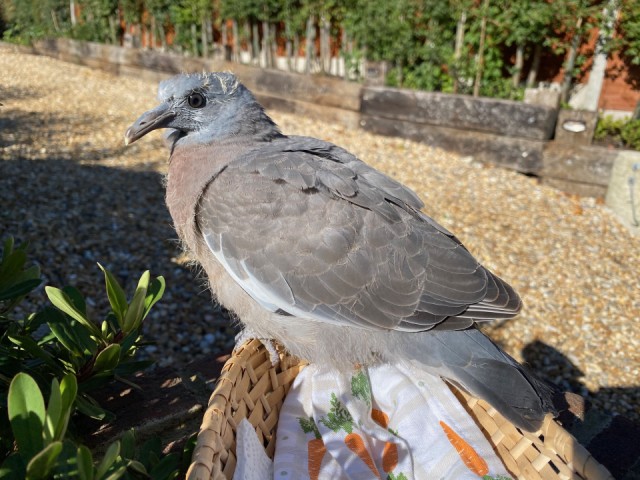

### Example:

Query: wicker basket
xmin=186 ymin=339 xmax=613 ymax=480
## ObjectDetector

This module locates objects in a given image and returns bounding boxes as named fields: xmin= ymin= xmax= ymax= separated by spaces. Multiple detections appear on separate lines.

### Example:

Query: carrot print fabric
xmin=272 ymin=363 xmax=512 ymax=480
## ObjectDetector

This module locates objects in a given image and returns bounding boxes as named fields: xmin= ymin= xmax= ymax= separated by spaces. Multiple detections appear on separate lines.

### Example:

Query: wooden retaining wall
xmin=2 ymin=38 xmax=632 ymax=198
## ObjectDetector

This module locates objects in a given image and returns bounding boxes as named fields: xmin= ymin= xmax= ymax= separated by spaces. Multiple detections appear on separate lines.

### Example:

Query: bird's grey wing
xmin=197 ymin=145 xmax=520 ymax=331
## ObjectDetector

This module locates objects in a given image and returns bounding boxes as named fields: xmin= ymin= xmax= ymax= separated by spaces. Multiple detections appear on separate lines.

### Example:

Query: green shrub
xmin=0 ymin=237 xmax=190 ymax=479
xmin=594 ymin=115 xmax=626 ymax=141
xmin=594 ymin=115 xmax=640 ymax=151
xmin=621 ymin=119 xmax=640 ymax=150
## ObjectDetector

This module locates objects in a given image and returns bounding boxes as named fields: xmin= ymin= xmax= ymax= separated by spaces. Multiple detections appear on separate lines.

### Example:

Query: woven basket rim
xmin=187 ymin=339 xmax=614 ymax=480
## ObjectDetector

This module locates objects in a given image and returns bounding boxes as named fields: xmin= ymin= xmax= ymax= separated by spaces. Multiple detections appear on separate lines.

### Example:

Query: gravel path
xmin=1 ymin=49 xmax=638 ymax=422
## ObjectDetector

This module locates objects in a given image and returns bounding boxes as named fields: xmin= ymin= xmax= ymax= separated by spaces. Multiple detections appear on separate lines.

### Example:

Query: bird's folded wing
xmin=196 ymin=140 xmax=520 ymax=331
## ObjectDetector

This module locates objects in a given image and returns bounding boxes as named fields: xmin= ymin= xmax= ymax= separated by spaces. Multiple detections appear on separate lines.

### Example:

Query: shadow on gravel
xmin=0 ymin=155 xmax=236 ymax=366
xmin=0 ymin=84 xmax=43 ymax=103
xmin=523 ymin=340 xmax=640 ymax=479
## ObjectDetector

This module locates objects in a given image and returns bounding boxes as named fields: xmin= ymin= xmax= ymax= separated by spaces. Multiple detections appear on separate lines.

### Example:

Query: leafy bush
xmin=621 ymin=119 xmax=640 ymax=150
xmin=594 ymin=115 xmax=626 ymax=141
xmin=595 ymin=115 xmax=640 ymax=151
xmin=0 ymin=237 xmax=191 ymax=479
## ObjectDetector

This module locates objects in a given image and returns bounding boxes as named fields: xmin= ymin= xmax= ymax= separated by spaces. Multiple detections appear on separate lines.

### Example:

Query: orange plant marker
xmin=439 ymin=420 xmax=489 ymax=476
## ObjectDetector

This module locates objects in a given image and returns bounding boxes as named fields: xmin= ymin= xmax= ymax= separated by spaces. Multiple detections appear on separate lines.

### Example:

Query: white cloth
xmin=233 ymin=418 xmax=273 ymax=480
xmin=234 ymin=363 xmax=513 ymax=479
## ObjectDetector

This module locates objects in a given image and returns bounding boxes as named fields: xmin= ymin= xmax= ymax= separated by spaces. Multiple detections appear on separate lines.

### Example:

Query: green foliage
xmin=319 ymin=393 xmax=353 ymax=434
xmin=617 ymin=0 xmax=640 ymax=65
xmin=0 ymin=0 xmax=70 ymax=44
xmin=3 ymin=373 xmax=187 ymax=479
xmin=298 ymin=416 xmax=321 ymax=439
xmin=595 ymin=115 xmax=640 ymax=151
xmin=621 ymin=119 xmax=640 ymax=150
xmin=0 ymin=237 xmax=188 ymax=479
xmin=71 ymin=0 xmax=119 ymax=43
xmin=350 ymin=370 xmax=371 ymax=407
xmin=595 ymin=115 xmax=626 ymax=140
xmin=2 ymin=0 xmax=639 ymax=102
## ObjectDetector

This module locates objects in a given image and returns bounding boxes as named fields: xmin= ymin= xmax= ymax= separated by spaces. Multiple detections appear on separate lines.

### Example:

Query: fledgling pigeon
xmin=125 ymin=72 xmax=556 ymax=432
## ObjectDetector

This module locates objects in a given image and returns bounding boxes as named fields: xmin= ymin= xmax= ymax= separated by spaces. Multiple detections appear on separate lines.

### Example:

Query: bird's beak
xmin=124 ymin=103 xmax=176 ymax=146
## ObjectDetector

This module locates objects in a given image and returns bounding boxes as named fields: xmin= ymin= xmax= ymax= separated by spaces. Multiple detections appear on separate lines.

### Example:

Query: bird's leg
xmin=234 ymin=328 xmax=281 ymax=366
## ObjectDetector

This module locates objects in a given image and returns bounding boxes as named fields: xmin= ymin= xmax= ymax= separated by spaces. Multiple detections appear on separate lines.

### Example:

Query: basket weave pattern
xmin=187 ymin=339 xmax=613 ymax=480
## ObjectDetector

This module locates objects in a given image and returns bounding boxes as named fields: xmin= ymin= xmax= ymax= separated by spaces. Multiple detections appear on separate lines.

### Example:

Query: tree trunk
xmin=560 ymin=17 xmax=583 ymax=103
xmin=222 ymin=22 xmax=229 ymax=60
xmin=512 ymin=44 xmax=524 ymax=88
xmin=50 ymin=10 xmax=60 ymax=32
xmin=244 ymin=19 xmax=252 ymax=61
xmin=320 ymin=15 xmax=330 ymax=73
xmin=201 ymin=18 xmax=209 ymax=57
xmin=191 ymin=23 xmax=198 ymax=56
xmin=285 ymin=21 xmax=293 ymax=71
xmin=453 ymin=10 xmax=467 ymax=93
xmin=526 ymin=43 xmax=542 ymax=87
xmin=305 ymin=15 xmax=315 ymax=74
xmin=252 ymin=21 xmax=260 ymax=64
xmin=69 ymin=0 xmax=76 ymax=27
xmin=340 ymin=28 xmax=347 ymax=77
xmin=261 ymin=19 xmax=269 ymax=67
xmin=108 ymin=15 xmax=118 ymax=45
xmin=232 ymin=19 xmax=239 ymax=62
xmin=150 ymin=15 xmax=156 ymax=49
xmin=293 ymin=33 xmax=300 ymax=72
xmin=473 ymin=0 xmax=489 ymax=97
xmin=270 ymin=23 xmax=277 ymax=69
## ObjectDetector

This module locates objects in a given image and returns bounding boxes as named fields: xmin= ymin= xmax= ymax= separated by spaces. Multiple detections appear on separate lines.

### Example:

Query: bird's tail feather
xmin=406 ymin=329 xmax=557 ymax=432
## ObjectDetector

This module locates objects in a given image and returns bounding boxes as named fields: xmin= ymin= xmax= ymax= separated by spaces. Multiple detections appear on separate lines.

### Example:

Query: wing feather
xmin=197 ymin=136 xmax=521 ymax=331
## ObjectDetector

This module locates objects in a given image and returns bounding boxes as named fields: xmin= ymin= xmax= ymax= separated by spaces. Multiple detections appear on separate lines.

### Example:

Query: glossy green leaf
xmin=44 ymin=378 xmax=62 ymax=444
xmin=75 ymin=395 xmax=108 ymax=421
xmin=120 ymin=430 xmax=135 ymax=460
xmin=0 ymin=279 xmax=42 ymax=301
xmin=25 ymin=441 xmax=63 ymax=480
xmin=76 ymin=445 xmax=94 ymax=480
xmin=98 ymin=264 xmax=128 ymax=327
xmin=122 ymin=271 xmax=149 ymax=332
xmin=8 ymin=373 xmax=45 ymax=461
xmin=95 ymin=441 xmax=120 ymax=480
xmin=143 ymin=276 xmax=165 ymax=320
xmin=126 ymin=460 xmax=147 ymax=476
xmin=149 ymin=453 xmax=180 ymax=480
xmin=7 ymin=335 xmax=62 ymax=373
xmin=102 ymin=466 xmax=127 ymax=480
xmin=93 ymin=344 xmax=121 ymax=373
xmin=55 ymin=374 xmax=77 ymax=440
xmin=62 ymin=286 xmax=87 ymax=318
xmin=0 ymin=249 xmax=26 ymax=290
xmin=45 ymin=286 xmax=101 ymax=338
xmin=47 ymin=308 xmax=98 ymax=356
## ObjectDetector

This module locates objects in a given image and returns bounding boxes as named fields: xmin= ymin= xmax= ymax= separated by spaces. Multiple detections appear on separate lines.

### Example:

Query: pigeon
xmin=125 ymin=72 xmax=557 ymax=432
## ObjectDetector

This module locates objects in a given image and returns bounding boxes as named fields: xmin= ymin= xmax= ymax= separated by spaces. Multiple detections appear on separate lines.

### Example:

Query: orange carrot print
xmin=320 ymin=393 xmax=381 ymax=478
xmin=298 ymin=417 xmax=326 ymax=480
xmin=371 ymin=408 xmax=399 ymax=473
xmin=439 ymin=420 xmax=489 ymax=476
xmin=371 ymin=408 xmax=389 ymax=428
xmin=345 ymin=432 xmax=381 ymax=477
xmin=382 ymin=440 xmax=399 ymax=473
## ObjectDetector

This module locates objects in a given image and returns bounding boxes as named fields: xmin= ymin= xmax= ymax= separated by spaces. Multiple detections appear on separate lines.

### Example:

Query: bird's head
xmin=124 ymin=72 xmax=281 ymax=148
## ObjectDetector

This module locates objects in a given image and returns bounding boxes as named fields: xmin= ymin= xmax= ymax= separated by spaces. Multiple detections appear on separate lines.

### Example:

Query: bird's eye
xmin=187 ymin=93 xmax=206 ymax=108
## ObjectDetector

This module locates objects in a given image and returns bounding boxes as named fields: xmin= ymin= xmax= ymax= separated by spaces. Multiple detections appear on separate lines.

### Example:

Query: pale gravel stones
xmin=1 ymin=50 xmax=638 ymax=421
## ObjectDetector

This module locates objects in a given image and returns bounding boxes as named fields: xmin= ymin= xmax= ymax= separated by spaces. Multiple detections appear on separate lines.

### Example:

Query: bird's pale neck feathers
xmin=171 ymin=86 xmax=282 ymax=149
